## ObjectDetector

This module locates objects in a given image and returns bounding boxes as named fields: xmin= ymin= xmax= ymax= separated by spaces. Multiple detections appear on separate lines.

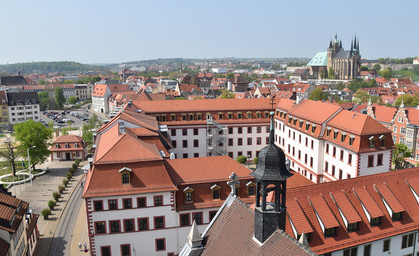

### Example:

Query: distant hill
xmin=0 ymin=61 xmax=109 ymax=74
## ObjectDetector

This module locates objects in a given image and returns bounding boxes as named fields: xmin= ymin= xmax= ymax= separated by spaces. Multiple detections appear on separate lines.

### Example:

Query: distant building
xmin=0 ymin=72 xmax=28 ymax=86
xmin=74 ymin=84 xmax=94 ymax=101
xmin=50 ymin=135 xmax=87 ymax=161
xmin=0 ymin=91 xmax=9 ymax=127
xmin=413 ymin=57 xmax=419 ymax=65
xmin=308 ymin=34 xmax=361 ymax=80
xmin=6 ymin=92 xmax=40 ymax=125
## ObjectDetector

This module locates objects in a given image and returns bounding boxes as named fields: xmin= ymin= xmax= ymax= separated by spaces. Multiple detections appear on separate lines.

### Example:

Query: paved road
xmin=48 ymin=179 xmax=83 ymax=256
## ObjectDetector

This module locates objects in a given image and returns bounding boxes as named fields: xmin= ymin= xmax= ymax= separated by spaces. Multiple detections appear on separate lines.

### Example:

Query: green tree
xmin=219 ymin=90 xmax=235 ymax=99
xmin=236 ymin=155 xmax=247 ymax=164
xmin=328 ymin=68 xmax=335 ymax=79
xmin=226 ymin=73 xmax=234 ymax=79
xmin=361 ymin=66 xmax=369 ymax=71
xmin=63 ymin=79 xmax=73 ymax=84
xmin=14 ymin=120 xmax=53 ymax=172
xmin=38 ymin=91 xmax=51 ymax=110
xmin=379 ymin=68 xmax=393 ymax=80
xmin=393 ymin=143 xmax=412 ymax=170
xmin=372 ymin=64 xmax=381 ymax=71
xmin=271 ymin=63 xmax=282 ymax=70
xmin=353 ymin=89 xmax=371 ymax=104
xmin=368 ymin=79 xmax=377 ymax=87
xmin=67 ymin=96 xmax=77 ymax=105
xmin=39 ymin=79 xmax=49 ymax=85
xmin=54 ymin=87 xmax=66 ymax=109
xmin=0 ymin=140 xmax=19 ymax=177
xmin=309 ymin=87 xmax=330 ymax=101
xmin=394 ymin=94 xmax=419 ymax=107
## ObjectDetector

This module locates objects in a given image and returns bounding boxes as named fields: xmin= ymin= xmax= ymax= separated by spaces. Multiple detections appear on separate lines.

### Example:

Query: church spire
xmin=356 ymin=36 xmax=359 ymax=50
xmin=350 ymin=39 xmax=353 ymax=54
xmin=354 ymin=35 xmax=357 ymax=50
xmin=329 ymin=39 xmax=332 ymax=48
xmin=339 ymin=40 xmax=342 ymax=49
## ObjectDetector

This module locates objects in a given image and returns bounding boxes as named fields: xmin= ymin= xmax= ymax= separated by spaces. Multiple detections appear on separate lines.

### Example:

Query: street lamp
xmin=27 ymin=146 xmax=36 ymax=185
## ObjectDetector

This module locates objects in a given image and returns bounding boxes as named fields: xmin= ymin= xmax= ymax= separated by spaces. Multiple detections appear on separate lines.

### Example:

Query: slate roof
xmin=0 ymin=75 xmax=27 ymax=85
xmin=6 ymin=92 xmax=39 ymax=106
xmin=200 ymin=195 xmax=316 ymax=256
xmin=335 ymin=50 xmax=352 ymax=58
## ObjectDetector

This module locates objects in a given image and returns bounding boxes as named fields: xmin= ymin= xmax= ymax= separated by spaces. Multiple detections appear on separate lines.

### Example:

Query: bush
xmin=53 ymin=191 xmax=60 ymax=201
xmin=63 ymin=178 xmax=68 ymax=186
xmin=41 ymin=208 xmax=51 ymax=220
xmin=66 ymin=172 xmax=72 ymax=180
xmin=48 ymin=200 xmax=56 ymax=210
xmin=75 ymin=159 xmax=81 ymax=165
xmin=58 ymin=185 xmax=65 ymax=193
xmin=236 ymin=155 xmax=247 ymax=164
xmin=69 ymin=168 xmax=75 ymax=175
xmin=253 ymin=157 xmax=258 ymax=165
xmin=72 ymin=163 xmax=78 ymax=170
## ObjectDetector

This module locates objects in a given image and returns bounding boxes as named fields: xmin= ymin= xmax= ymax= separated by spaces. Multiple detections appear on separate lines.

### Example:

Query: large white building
xmin=92 ymin=84 xmax=112 ymax=114
xmin=6 ymin=92 xmax=40 ymax=125
xmin=274 ymin=99 xmax=393 ymax=183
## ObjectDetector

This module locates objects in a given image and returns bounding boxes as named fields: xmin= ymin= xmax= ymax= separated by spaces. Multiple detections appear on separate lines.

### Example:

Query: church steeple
xmin=339 ymin=40 xmax=342 ymax=49
xmin=350 ymin=39 xmax=353 ymax=54
xmin=354 ymin=35 xmax=357 ymax=50
xmin=251 ymin=112 xmax=293 ymax=243
xmin=329 ymin=39 xmax=332 ymax=49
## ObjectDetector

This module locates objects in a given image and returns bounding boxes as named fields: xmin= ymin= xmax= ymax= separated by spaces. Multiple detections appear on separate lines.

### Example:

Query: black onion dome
xmin=251 ymin=112 xmax=293 ymax=182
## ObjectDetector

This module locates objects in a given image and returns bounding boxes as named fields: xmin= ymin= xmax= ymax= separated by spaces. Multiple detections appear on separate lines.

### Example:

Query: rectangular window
xmin=304 ymin=154 xmax=307 ymax=164
xmin=247 ymin=138 xmax=252 ymax=145
xmin=332 ymin=165 xmax=335 ymax=176
xmin=172 ymin=140 xmax=177 ymax=148
xmin=183 ymin=153 xmax=188 ymax=158
xmin=138 ymin=218 xmax=149 ymax=230
xmin=124 ymin=219 xmax=135 ymax=232
xmin=256 ymin=137 xmax=261 ymax=145
xmin=193 ymin=139 xmax=199 ymax=147
xmin=340 ymin=150 xmax=344 ymax=161
xmin=193 ymin=212 xmax=203 ymax=225
xmin=109 ymin=220 xmax=121 ymax=233
xmin=383 ymin=239 xmax=390 ymax=252
xmin=377 ymin=154 xmax=383 ymax=166
xmin=94 ymin=201 xmax=103 ymax=211
xmin=101 ymin=246 xmax=111 ymax=256
xmin=154 ymin=216 xmax=165 ymax=229
xmin=257 ymin=126 xmax=261 ymax=133
xmin=343 ymin=247 xmax=358 ymax=256
xmin=182 ymin=129 xmax=187 ymax=136
xmin=325 ymin=161 xmax=329 ymax=172
xmin=182 ymin=140 xmax=187 ymax=148
xmin=123 ymin=198 xmax=132 ymax=209
xmin=402 ymin=233 xmax=414 ymax=249
xmin=332 ymin=147 xmax=336 ymax=157
xmin=171 ymin=129 xmax=176 ymax=136
xmin=156 ymin=238 xmax=166 ymax=251
xmin=209 ymin=211 xmax=217 ymax=221
xmin=121 ymin=244 xmax=131 ymax=256
xmin=311 ymin=140 xmax=314 ymax=149
xmin=228 ymin=138 xmax=233 ymax=146
xmin=238 ymin=127 xmax=242 ymax=134
xmin=194 ymin=153 xmax=199 ymax=158
xmin=247 ymin=127 xmax=252 ymax=133
xmin=310 ymin=157 xmax=313 ymax=168
xmin=212 ymin=189 xmax=220 ymax=200
xmin=180 ymin=213 xmax=190 ymax=226
xmin=154 ymin=195 xmax=163 ymax=206
xmin=108 ymin=199 xmax=117 ymax=210
xmin=326 ymin=143 xmax=329 ymax=154
xmin=238 ymin=138 xmax=243 ymax=146
xmin=368 ymin=155 xmax=374 ymax=167
xmin=95 ymin=221 xmax=106 ymax=234
xmin=228 ymin=127 xmax=233 ymax=134
xmin=339 ymin=169 xmax=343 ymax=180
xmin=348 ymin=154 xmax=352 ymax=165
xmin=193 ymin=128 xmax=198 ymax=135
xmin=137 ymin=197 xmax=146 ymax=208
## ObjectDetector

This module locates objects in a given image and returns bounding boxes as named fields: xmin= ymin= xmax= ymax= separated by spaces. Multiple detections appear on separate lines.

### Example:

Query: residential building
xmin=0 ymin=91 xmax=9 ymax=127
xmin=50 ymin=135 xmax=87 ymax=161
xmin=6 ymin=92 xmax=40 ymax=125
xmin=92 ymin=84 xmax=112 ymax=114
xmin=275 ymin=99 xmax=394 ymax=183
xmin=131 ymin=97 xmax=275 ymax=160
xmin=0 ymin=193 xmax=39 ymax=256
xmin=74 ymin=84 xmax=94 ymax=101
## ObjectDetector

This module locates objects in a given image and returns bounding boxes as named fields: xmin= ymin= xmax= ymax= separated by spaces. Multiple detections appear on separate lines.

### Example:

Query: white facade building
xmin=6 ymin=92 xmax=40 ymax=125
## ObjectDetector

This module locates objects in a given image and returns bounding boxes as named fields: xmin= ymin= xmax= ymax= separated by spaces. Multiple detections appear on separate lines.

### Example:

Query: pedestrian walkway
xmin=7 ymin=159 xmax=87 ymax=256
xmin=69 ymin=200 xmax=90 ymax=255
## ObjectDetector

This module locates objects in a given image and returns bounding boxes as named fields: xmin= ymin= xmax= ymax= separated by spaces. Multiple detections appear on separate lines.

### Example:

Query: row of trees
xmin=0 ymin=61 xmax=107 ymax=74
xmin=39 ymin=87 xmax=77 ymax=110
xmin=378 ymin=57 xmax=416 ymax=65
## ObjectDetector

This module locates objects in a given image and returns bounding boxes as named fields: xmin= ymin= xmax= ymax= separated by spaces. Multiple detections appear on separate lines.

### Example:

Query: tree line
xmin=0 ymin=61 xmax=108 ymax=74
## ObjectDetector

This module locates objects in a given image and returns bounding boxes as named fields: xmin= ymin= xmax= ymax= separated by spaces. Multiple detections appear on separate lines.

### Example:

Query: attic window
xmin=246 ymin=181 xmax=256 ymax=196
xmin=55 ymin=144 xmax=59 ymax=149
xmin=256 ymin=112 xmax=261 ymax=119
xmin=65 ymin=143 xmax=69 ymax=148
xmin=379 ymin=135 xmax=386 ymax=147
xmin=237 ymin=112 xmax=242 ymax=119
xmin=211 ymin=184 xmax=221 ymax=200
xmin=228 ymin=112 xmax=233 ymax=119
xmin=160 ymin=115 xmax=166 ymax=121
xmin=311 ymin=124 xmax=317 ymax=133
xmin=349 ymin=135 xmax=355 ymax=146
xmin=299 ymin=120 xmax=303 ymax=128
xmin=171 ymin=114 xmax=176 ymax=121
xmin=182 ymin=113 xmax=187 ymax=121
xmin=183 ymin=187 xmax=194 ymax=203
xmin=197 ymin=113 xmax=202 ymax=120
xmin=305 ymin=122 xmax=310 ymax=131
xmin=74 ymin=143 xmax=79 ymax=148
xmin=341 ymin=132 xmax=346 ymax=143
xmin=333 ymin=130 xmax=338 ymax=139
xmin=280 ymin=111 xmax=283 ymax=118
xmin=119 ymin=167 xmax=132 ymax=185
xmin=264 ymin=111 xmax=269 ymax=118
xmin=326 ymin=127 xmax=331 ymax=136
xmin=189 ymin=114 xmax=194 ymax=121
xmin=218 ymin=112 xmax=223 ymax=120
xmin=206 ymin=113 xmax=212 ymax=120
xmin=369 ymin=136 xmax=375 ymax=148
xmin=293 ymin=117 xmax=297 ymax=125
xmin=247 ymin=112 xmax=252 ymax=119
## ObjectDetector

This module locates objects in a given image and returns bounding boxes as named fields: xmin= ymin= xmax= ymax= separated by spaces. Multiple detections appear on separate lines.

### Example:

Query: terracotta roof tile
xmin=330 ymin=191 xmax=362 ymax=224
xmin=374 ymin=183 xmax=405 ymax=213
xmin=308 ymin=195 xmax=340 ymax=229
xmin=353 ymin=187 xmax=384 ymax=219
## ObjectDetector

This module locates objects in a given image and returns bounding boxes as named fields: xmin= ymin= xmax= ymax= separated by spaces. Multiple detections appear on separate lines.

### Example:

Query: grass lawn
xmin=1 ymin=174 xmax=27 ymax=183
xmin=0 ymin=161 xmax=29 ymax=176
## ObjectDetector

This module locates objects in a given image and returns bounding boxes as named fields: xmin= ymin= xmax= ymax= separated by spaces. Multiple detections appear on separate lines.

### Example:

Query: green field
xmin=394 ymin=69 xmax=419 ymax=81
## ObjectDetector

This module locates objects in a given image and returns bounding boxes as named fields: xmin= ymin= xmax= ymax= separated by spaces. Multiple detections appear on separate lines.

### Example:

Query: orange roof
xmin=370 ymin=104 xmax=397 ymax=123
xmin=327 ymin=111 xmax=390 ymax=136
xmin=133 ymin=98 xmax=274 ymax=113
xmin=288 ymin=99 xmax=342 ymax=125
xmin=92 ymin=84 xmax=108 ymax=97
xmin=53 ymin=135 xmax=84 ymax=143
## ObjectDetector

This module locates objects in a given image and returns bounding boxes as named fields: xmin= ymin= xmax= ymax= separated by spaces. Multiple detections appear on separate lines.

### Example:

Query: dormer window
xmin=256 ymin=112 xmax=261 ymax=119
xmin=247 ymin=112 xmax=252 ymax=119
xmin=171 ymin=114 xmax=176 ymax=121
xmin=55 ymin=144 xmax=59 ymax=149
xmin=228 ymin=112 xmax=232 ymax=119
xmin=326 ymin=127 xmax=331 ymax=136
xmin=305 ymin=122 xmax=310 ymax=130
xmin=280 ymin=111 xmax=283 ymax=118
xmin=333 ymin=130 xmax=338 ymax=139
xmin=206 ymin=113 xmax=212 ymax=120
xmin=237 ymin=112 xmax=242 ymax=119
xmin=160 ymin=114 xmax=166 ymax=121
xmin=211 ymin=184 xmax=221 ymax=200
xmin=183 ymin=187 xmax=194 ymax=203
xmin=65 ymin=143 xmax=69 ymax=148
xmin=197 ymin=113 xmax=202 ymax=120
xmin=189 ymin=114 xmax=194 ymax=121
xmin=369 ymin=136 xmax=375 ymax=148
xmin=74 ymin=143 xmax=79 ymax=148
xmin=341 ymin=132 xmax=346 ymax=142
xmin=311 ymin=124 xmax=316 ymax=133
xmin=119 ymin=167 xmax=132 ymax=185
xmin=264 ymin=111 xmax=269 ymax=118
xmin=379 ymin=135 xmax=386 ymax=147
xmin=349 ymin=135 xmax=355 ymax=146
xmin=246 ymin=181 xmax=256 ymax=196
xmin=182 ymin=113 xmax=187 ymax=121
xmin=218 ymin=112 xmax=223 ymax=120
xmin=293 ymin=117 xmax=297 ymax=125
xmin=299 ymin=120 xmax=303 ymax=128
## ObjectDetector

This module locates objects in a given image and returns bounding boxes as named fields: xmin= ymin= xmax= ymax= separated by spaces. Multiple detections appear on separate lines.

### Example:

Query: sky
xmin=0 ymin=0 xmax=417 ymax=64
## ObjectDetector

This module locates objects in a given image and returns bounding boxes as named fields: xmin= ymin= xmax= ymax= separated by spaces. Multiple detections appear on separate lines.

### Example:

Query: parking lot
xmin=40 ymin=109 xmax=91 ymax=129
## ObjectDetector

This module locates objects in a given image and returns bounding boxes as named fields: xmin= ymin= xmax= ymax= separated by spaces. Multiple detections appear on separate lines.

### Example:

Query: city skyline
xmin=0 ymin=0 xmax=417 ymax=64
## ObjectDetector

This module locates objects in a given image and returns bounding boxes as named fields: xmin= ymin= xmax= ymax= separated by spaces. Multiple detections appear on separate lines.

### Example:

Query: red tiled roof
xmin=374 ymin=183 xmax=405 ymax=213
xmin=308 ymin=195 xmax=340 ymax=229
xmin=330 ymin=191 xmax=362 ymax=224
xmin=53 ymin=135 xmax=84 ymax=143
xmin=92 ymin=84 xmax=108 ymax=97
xmin=353 ymin=187 xmax=384 ymax=219
xmin=327 ymin=111 xmax=390 ymax=136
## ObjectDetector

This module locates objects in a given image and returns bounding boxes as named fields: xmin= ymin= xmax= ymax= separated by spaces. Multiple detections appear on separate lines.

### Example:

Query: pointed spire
xmin=350 ymin=39 xmax=353 ymax=54
xmin=329 ymin=39 xmax=332 ymax=48
xmin=356 ymin=36 xmax=359 ymax=50
xmin=354 ymin=35 xmax=357 ymax=50
xmin=188 ymin=220 xmax=203 ymax=247
xmin=298 ymin=233 xmax=309 ymax=247
xmin=339 ymin=40 xmax=342 ymax=49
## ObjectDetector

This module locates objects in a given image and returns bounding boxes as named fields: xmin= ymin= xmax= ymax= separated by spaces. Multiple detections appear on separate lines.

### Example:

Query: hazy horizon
xmin=1 ymin=0 xmax=417 ymax=64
